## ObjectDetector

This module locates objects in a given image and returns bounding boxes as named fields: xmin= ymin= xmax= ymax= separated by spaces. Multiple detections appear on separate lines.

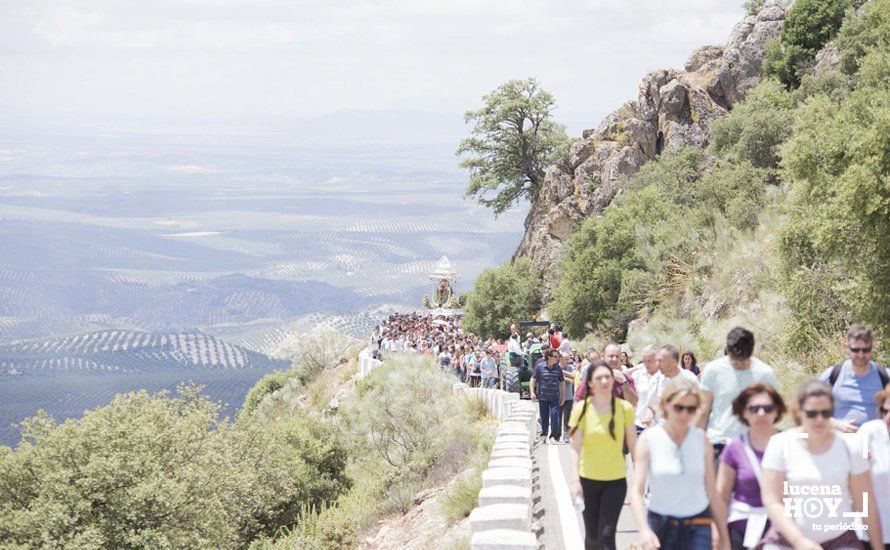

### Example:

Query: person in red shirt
xmin=549 ymin=326 xmax=562 ymax=350
xmin=575 ymin=342 xmax=638 ymax=406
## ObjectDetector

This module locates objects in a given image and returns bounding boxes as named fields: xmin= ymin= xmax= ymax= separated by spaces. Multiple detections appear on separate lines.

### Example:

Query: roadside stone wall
xmin=452 ymin=383 xmax=537 ymax=550
xmin=358 ymin=348 xmax=536 ymax=548
xmin=357 ymin=348 xmax=383 ymax=379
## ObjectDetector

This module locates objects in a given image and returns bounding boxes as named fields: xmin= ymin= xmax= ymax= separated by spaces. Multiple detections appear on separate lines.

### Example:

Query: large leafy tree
xmin=456 ymin=78 xmax=570 ymax=215
xmin=462 ymin=258 xmax=543 ymax=339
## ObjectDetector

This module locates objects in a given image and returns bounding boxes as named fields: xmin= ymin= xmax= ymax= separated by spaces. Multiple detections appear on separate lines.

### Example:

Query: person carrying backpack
xmin=820 ymin=324 xmax=889 ymax=433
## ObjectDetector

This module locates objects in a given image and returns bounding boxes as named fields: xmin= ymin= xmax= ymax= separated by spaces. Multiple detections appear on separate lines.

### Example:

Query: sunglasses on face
xmin=803 ymin=409 xmax=833 ymax=419
xmin=747 ymin=404 xmax=775 ymax=414
xmin=849 ymin=347 xmax=872 ymax=354
xmin=672 ymin=404 xmax=698 ymax=414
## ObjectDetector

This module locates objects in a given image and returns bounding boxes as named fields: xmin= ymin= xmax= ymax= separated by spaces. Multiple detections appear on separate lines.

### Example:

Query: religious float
xmin=422 ymin=256 xmax=466 ymax=315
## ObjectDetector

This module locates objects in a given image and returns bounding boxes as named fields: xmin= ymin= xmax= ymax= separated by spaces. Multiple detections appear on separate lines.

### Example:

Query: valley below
xmin=0 ymin=131 xmax=524 ymax=446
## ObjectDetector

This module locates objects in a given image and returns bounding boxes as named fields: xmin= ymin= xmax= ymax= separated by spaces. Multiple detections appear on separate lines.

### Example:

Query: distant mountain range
xmin=292 ymin=109 xmax=467 ymax=142
xmin=0 ymin=269 xmax=370 ymax=341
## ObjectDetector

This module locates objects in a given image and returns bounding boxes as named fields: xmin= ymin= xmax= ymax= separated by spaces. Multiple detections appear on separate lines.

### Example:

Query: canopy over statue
xmin=423 ymin=256 xmax=465 ymax=314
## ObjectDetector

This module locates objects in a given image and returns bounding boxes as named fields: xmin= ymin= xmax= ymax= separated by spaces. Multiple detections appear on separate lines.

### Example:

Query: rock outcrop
xmin=515 ymin=4 xmax=786 ymax=292
xmin=814 ymin=42 xmax=841 ymax=75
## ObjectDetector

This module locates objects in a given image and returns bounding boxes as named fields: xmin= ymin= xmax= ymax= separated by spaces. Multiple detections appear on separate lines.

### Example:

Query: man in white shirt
xmin=639 ymin=344 xmax=699 ymax=426
xmin=631 ymin=344 xmax=659 ymax=433
xmin=697 ymin=326 xmax=778 ymax=460
xmin=557 ymin=333 xmax=573 ymax=354
xmin=507 ymin=333 xmax=523 ymax=355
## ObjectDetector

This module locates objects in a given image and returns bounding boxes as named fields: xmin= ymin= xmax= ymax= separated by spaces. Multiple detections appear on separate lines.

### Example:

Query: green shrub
xmin=711 ymin=78 xmax=796 ymax=169
xmin=241 ymin=369 xmax=300 ymax=418
xmin=441 ymin=471 xmax=483 ymax=524
xmin=835 ymin=0 xmax=890 ymax=75
xmin=460 ymin=393 xmax=491 ymax=423
xmin=779 ymin=66 xmax=890 ymax=351
xmin=743 ymin=0 xmax=767 ymax=16
xmin=385 ymin=481 xmax=420 ymax=515
xmin=343 ymin=354 xmax=454 ymax=478
xmin=764 ymin=0 xmax=856 ymax=88
xmin=281 ymin=329 xmax=360 ymax=385
xmin=462 ymin=257 xmax=543 ymax=339
xmin=697 ymin=160 xmax=769 ymax=230
xmin=783 ymin=0 xmax=854 ymax=51
xmin=283 ymin=474 xmax=384 ymax=550
xmin=0 ymin=387 xmax=350 ymax=548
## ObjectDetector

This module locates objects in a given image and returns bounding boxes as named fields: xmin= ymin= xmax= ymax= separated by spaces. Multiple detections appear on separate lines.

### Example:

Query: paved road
xmin=535 ymin=439 xmax=641 ymax=549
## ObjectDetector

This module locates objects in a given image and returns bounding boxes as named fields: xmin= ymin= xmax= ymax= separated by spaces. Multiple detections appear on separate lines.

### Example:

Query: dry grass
xmin=272 ymin=354 xmax=496 ymax=548
xmin=441 ymin=469 xmax=483 ymax=524
xmin=625 ymin=198 xmax=848 ymax=410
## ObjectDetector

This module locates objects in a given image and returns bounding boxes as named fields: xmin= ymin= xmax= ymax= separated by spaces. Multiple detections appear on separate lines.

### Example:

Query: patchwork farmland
xmin=0 ymin=330 xmax=288 ymax=375
xmin=0 ymin=134 xmax=524 ymax=448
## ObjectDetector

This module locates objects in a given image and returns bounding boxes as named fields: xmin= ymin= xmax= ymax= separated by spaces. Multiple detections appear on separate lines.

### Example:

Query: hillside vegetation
xmin=0 ymin=338 xmax=494 ymax=549
xmin=0 ymin=386 xmax=349 ymax=548
xmin=260 ymin=354 xmax=494 ymax=549
xmin=472 ymin=0 xmax=889 ymax=373
xmin=0 ymin=331 xmax=356 ymax=548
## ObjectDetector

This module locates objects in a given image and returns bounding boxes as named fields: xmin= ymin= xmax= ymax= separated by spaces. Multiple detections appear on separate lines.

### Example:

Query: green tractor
xmin=498 ymin=343 xmax=540 ymax=399
xmin=498 ymin=319 xmax=550 ymax=399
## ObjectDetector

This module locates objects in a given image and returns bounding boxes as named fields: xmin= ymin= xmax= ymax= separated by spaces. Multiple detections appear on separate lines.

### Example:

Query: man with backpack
xmin=820 ymin=324 xmax=889 ymax=433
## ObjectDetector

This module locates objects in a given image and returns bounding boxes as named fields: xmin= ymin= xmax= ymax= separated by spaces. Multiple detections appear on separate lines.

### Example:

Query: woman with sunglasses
xmin=630 ymin=378 xmax=730 ymax=550
xmin=857 ymin=384 xmax=890 ymax=549
xmin=760 ymin=380 xmax=883 ymax=549
xmin=716 ymin=383 xmax=786 ymax=550
xmin=568 ymin=361 xmax=637 ymax=550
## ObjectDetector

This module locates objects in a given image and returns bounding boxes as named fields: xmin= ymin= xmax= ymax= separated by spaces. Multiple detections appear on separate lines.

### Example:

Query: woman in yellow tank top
xmin=568 ymin=361 xmax=638 ymax=550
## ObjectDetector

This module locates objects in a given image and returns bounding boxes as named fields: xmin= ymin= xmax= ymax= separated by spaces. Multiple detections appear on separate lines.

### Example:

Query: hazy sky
xmin=1 ymin=0 xmax=747 ymax=136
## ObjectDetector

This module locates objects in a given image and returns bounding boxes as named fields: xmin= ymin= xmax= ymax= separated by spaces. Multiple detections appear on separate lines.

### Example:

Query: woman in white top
xmin=630 ymin=378 xmax=730 ymax=550
xmin=857 ymin=384 xmax=889 ymax=549
xmin=760 ymin=380 xmax=883 ymax=549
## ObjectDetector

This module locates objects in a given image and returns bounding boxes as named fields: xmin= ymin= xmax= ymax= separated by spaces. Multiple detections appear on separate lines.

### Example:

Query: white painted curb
xmin=360 ymin=348 xmax=537 ymax=548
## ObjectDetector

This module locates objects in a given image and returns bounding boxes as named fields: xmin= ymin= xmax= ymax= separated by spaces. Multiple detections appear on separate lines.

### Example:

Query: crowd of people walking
xmin=369 ymin=315 xmax=888 ymax=550
xmin=370 ymin=312 xmax=504 ymax=386
xmin=567 ymin=324 xmax=888 ymax=550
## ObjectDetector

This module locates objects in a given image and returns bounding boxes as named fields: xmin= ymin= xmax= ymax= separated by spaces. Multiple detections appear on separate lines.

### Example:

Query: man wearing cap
xmin=530 ymin=348 xmax=565 ymax=444
xmin=523 ymin=332 xmax=537 ymax=353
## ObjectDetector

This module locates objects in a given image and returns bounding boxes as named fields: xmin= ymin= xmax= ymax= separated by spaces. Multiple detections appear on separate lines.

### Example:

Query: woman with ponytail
xmin=568 ymin=361 xmax=638 ymax=550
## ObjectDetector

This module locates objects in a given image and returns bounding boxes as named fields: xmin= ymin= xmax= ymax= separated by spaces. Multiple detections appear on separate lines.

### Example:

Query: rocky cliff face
xmin=515 ymin=5 xmax=786 ymax=292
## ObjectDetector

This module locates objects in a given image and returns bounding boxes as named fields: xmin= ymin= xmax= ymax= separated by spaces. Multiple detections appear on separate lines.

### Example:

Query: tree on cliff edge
xmin=457 ymin=78 xmax=569 ymax=215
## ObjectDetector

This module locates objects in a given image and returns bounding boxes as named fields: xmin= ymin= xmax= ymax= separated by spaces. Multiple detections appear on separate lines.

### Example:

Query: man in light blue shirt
xmin=479 ymin=350 xmax=498 ymax=388
xmin=820 ymin=324 xmax=889 ymax=432
xmin=462 ymin=349 xmax=477 ymax=384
